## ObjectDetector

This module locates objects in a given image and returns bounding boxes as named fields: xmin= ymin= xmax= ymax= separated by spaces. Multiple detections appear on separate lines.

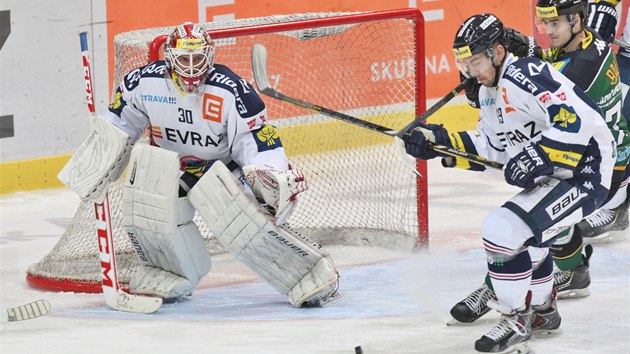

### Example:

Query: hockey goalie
xmin=57 ymin=22 xmax=340 ymax=307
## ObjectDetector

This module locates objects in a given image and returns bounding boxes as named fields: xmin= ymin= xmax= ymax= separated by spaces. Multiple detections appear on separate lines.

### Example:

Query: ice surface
xmin=1 ymin=160 xmax=628 ymax=353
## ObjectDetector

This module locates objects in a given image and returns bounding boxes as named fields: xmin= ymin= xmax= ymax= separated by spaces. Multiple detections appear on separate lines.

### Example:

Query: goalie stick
xmin=1 ymin=300 xmax=51 ymax=322
xmin=251 ymin=44 xmax=504 ymax=171
xmin=78 ymin=31 xmax=162 ymax=314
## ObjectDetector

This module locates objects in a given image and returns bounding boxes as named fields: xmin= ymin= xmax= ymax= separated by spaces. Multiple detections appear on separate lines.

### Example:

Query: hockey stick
xmin=79 ymin=31 xmax=162 ymax=314
xmin=1 ymin=300 xmax=51 ymax=322
xmin=251 ymin=44 xmax=503 ymax=170
xmin=613 ymin=38 xmax=630 ymax=50
xmin=394 ymin=81 xmax=470 ymax=140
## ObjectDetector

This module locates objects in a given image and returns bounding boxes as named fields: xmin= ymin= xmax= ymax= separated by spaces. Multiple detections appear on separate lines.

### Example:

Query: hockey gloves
xmin=461 ymin=72 xmax=481 ymax=109
xmin=242 ymin=166 xmax=308 ymax=225
xmin=587 ymin=1 xmax=618 ymax=43
xmin=504 ymin=143 xmax=553 ymax=189
xmin=402 ymin=122 xmax=450 ymax=160
xmin=506 ymin=28 xmax=543 ymax=59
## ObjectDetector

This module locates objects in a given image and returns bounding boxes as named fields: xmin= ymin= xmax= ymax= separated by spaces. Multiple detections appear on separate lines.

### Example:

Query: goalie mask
xmin=452 ymin=14 xmax=508 ymax=87
xmin=165 ymin=23 xmax=215 ymax=94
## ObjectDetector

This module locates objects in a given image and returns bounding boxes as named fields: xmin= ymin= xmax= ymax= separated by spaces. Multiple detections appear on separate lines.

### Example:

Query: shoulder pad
xmin=206 ymin=64 xmax=265 ymax=118
xmin=123 ymin=61 xmax=167 ymax=92
xmin=503 ymin=58 xmax=560 ymax=96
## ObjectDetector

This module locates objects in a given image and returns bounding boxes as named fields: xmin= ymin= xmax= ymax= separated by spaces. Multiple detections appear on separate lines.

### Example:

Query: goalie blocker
xmin=188 ymin=160 xmax=341 ymax=307
xmin=57 ymin=115 xmax=132 ymax=203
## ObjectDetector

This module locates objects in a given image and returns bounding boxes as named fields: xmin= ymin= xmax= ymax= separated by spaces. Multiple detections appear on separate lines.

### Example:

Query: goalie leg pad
xmin=125 ymin=224 xmax=212 ymax=302
xmin=189 ymin=161 xmax=340 ymax=307
xmin=57 ymin=115 xmax=132 ymax=202
xmin=123 ymin=144 xmax=211 ymax=298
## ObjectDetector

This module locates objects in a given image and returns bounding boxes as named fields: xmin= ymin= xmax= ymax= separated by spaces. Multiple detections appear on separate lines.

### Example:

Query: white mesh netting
xmin=27 ymin=10 xmax=426 ymax=292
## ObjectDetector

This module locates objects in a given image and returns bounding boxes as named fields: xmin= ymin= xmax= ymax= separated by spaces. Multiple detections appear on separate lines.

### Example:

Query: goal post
xmin=27 ymin=8 xmax=428 ymax=293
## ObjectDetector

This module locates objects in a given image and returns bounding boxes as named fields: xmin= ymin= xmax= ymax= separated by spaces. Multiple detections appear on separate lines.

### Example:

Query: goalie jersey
xmin=448 ymin=53 xmax=615 ymax=201
xmin=104 ymin=60 xmax=288 ymax=172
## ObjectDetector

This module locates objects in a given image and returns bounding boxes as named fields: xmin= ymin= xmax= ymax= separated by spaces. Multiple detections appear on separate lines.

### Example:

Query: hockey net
xmin=27 ymin=9 xmax=427 ymax=293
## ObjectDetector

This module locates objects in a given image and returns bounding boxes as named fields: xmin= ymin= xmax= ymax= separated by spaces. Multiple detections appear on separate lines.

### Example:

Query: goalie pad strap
xmin=188 ymin=161 xmax=339 ymax=307
xmin=58 ymin=115 xmax=131 ymax=202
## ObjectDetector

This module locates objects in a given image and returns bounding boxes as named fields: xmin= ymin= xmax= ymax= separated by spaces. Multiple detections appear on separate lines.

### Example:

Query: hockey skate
xmin=449 ymin=283 xmax=496 ymax=324
xmin=553 ymin=244 xmax=592 ymax=299
xmin=531 ymin=289 xmax=561 ymax=335
xmin=578 ymin=200 xmax=629 ymax=244
xmin=474 ymin=297 xmax=533 ymax=353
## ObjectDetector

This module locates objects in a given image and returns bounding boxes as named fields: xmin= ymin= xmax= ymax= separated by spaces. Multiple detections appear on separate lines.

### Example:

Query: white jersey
xmin=450 ymin=54 xmax=615 ymax=195
xmin=105 ymin=61 xmax=288 ymax=171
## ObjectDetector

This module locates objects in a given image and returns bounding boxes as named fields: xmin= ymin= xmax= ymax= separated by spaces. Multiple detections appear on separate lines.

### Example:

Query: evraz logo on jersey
xmin=154 ymin=124 xmax=224 ymax=147
xmin=548 ymin=104 xmax=580 ymax=133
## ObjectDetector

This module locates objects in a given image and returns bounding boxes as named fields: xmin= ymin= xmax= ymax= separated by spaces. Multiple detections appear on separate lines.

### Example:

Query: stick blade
xmin=105 ymin=290 xmax=163 ymax=314
xmin=252 ymin=44 xmax=272 ymax=93
xmin=3 ymin=299 xmax=52 ymax=322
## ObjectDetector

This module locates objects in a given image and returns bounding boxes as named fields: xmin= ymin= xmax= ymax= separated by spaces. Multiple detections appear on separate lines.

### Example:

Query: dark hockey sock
xmin=550 ymin=228 xmax=584 ymax=271
xmin=484 ymin=272 xmax=494 ymax=291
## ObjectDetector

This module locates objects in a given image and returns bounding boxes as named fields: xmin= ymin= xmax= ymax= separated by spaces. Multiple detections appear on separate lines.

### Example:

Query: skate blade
xmin=447 ymin=317 xmax=472 ymax=326
xmin=583 ymin=229 xmax=629 ymax=244
xmin=557 ymin=288 xmax=589 ymax=300
xmin=533 ymin=327 xmax=563 ymax=336
xmin=512 ymin=343 xmax=531 ymax=354
xmin=475 ymin=342 xmax=530 ymax=354
xmin=446 ymin=316 xmax=488 ymax=326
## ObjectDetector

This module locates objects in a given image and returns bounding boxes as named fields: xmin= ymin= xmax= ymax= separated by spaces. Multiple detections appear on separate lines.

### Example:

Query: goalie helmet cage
xmin=26 ymin=8 xmax=428 ymax=293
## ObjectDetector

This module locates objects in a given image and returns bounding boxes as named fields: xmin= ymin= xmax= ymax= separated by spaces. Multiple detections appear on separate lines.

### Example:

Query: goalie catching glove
xmin=242 ymin=165 xmax=307 ymax=225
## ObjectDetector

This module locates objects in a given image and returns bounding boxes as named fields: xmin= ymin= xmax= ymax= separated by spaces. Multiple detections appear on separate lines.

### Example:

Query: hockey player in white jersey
xmin=402 ymin=14 xmax=615 ymax=353
xmin=58 ymin=23 xmax=340 ymax=307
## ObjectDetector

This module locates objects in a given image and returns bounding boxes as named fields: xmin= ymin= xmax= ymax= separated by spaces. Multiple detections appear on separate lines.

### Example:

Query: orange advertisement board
xmin=106 ymin=0 xmax=533 ymax=100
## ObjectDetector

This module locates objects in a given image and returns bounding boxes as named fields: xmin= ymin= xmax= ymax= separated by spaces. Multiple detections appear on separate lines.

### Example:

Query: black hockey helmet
xmin=535 ymin=0 xmax=588 ymax=48
xmin=535 ymin=0 xmax=588 ymax=21
xmin=452 ymin=14 xmax=508 ymax=61
xmin=452 ymin=14 xmax=508 ymax=85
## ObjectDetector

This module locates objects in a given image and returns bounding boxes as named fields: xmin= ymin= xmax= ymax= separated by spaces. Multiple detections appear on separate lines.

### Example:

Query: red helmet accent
xmin=164 ymin=22 xmax=215 ymax=94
